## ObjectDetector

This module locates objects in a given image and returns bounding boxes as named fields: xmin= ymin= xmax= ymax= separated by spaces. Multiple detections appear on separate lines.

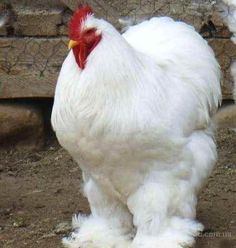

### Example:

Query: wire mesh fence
xmin=0 ymin=38 xmax=67 ymax=75
xmin=0 ymin=0 xmax=234 ymax=98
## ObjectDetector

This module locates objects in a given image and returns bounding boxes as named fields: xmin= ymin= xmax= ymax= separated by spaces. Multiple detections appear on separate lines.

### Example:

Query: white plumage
xmin=51 ymin=10 xmax=221 ymax=248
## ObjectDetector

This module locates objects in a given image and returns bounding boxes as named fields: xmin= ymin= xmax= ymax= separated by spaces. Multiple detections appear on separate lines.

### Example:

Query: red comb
xmin=69 ymin=5 xmax=93 ymax=39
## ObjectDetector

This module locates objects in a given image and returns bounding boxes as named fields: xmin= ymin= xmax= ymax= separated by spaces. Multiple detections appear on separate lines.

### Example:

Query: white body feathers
xmin=51 ymin=16 xmax=221 ymax=248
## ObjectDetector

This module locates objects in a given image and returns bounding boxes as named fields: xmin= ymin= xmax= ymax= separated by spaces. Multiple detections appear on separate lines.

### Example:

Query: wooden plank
xmin=209 ymin=39 xmax=236 ymax=100
xmin=0 ymin=36 xmax=235 ymax=100
xmin=14 ymin=8 xmax=64 ymax=37
xmin=0 ymin=37 xmax=68 ymax=98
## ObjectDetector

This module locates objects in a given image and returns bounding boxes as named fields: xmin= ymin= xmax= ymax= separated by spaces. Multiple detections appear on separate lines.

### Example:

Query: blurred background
xmin=0 ymin=1 xmax=235 ymax=248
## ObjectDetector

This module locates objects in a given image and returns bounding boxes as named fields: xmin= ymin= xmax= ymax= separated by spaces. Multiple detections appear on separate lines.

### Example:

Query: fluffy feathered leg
xmin=63 ymin=178 xmax=133 ymax=248
xmin=127 ymin=131 xmax=216 ymax=248
xmin=127 ymin=179 xmax=203 ymax=248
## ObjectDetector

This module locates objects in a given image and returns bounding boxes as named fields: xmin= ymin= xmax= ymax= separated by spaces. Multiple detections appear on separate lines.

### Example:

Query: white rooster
xmin=51 ymin=5 xmax=222 ymax=248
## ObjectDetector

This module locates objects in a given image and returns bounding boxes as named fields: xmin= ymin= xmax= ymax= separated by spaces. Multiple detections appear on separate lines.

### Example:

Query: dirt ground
xmin=0 ymin=128 xmax=235 ymax=248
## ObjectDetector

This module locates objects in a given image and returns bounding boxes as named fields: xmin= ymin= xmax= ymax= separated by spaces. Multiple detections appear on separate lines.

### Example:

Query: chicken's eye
xmin=84 ymin=28 xmax=96 ymax=35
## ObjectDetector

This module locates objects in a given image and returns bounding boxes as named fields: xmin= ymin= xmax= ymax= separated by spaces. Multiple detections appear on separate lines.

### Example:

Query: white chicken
xmin=51 ymin=5 xmax=222 ymax=248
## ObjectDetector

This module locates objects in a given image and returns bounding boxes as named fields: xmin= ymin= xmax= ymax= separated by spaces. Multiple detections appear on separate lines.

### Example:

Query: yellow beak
xmin=68 ymin=40 xmax=79 ymax=49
